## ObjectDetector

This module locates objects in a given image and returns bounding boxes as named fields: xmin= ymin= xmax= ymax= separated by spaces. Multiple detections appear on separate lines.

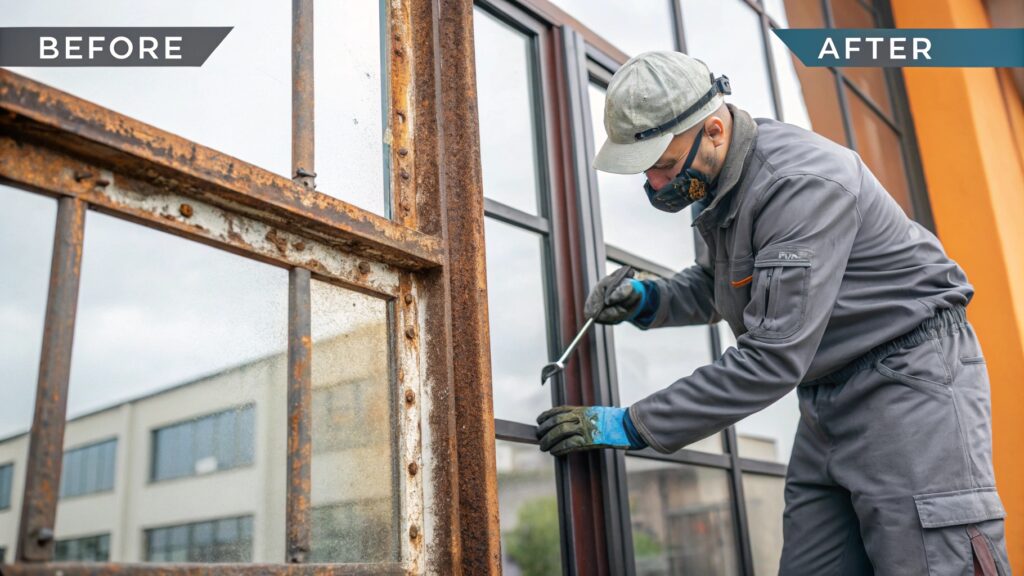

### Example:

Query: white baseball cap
xmin=594 ymin=51 xmax=731 ymax=175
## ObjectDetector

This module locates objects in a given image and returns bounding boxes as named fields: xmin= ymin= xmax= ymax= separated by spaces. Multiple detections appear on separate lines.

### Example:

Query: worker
xmin=535 ymin=51 xmax=1010 ymax=574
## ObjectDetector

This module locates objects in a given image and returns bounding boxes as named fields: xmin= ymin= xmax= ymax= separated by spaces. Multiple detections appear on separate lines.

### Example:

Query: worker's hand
xmin=536 ymin=405 xmax=647 ymax=456
xmin=585 ymin=268 xmax=647 ymax=325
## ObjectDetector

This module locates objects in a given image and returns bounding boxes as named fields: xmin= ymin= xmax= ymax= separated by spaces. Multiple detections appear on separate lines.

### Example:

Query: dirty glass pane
xmin=548 ymin=0 xmax=676 ymax=56
xmin=589 ymin=85 xmax=696 ymax=272
xmin=60 ymin=210 xmax=287 ymax=562
xmin=682 ymin=0 xmax=776 ymax=120
xmin=829 ymin=0 xmax=893 ymax=118
xmin=847 ymin=88 xmax=913 ymax=216
xmin=485 ymin=218 xmax=552 ymax=424
xmin=606 ymin=264 xmax=721 ymax=454
xmin=309 ymin=280 xmax=397 ymax=563
xmin=496 ymin=439 xmax=562 ymax=575
xmin=4 ymin=0 xmax=291 ymax=177
xmin=743 ymin=473 xmax=786 ymax=575
xmin=474 ymin=7 xmax=544 ymax=216
xmin=625 ymin=458 xmax=739 ymax=575
xmin=0 ymin=186 xmax=55 ymax=440
xmin=315 ymin=0 xmax=390 ymax=216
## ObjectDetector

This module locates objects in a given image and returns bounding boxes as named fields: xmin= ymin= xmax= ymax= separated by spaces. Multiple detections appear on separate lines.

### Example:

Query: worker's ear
xmin=704 ymin=116 xmax=726 ymax=146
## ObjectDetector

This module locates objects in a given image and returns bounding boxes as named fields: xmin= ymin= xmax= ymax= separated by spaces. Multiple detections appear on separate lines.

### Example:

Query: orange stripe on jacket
xmin=731 ymin=275 xmax=752 ymax=288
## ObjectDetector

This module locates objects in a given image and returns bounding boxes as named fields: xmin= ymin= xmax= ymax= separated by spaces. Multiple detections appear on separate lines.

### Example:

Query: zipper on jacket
xmin=760 ymin=268 xmax=775 ymax=328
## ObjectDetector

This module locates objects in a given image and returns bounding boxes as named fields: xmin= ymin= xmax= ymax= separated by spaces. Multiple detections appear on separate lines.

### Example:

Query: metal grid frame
xmin=0 ymin=0 xmax=498 ymax=573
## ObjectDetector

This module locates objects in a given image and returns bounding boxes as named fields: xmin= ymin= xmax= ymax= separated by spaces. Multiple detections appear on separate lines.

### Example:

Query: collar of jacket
xmin=692 ymin=104 xmax=758 ymax=229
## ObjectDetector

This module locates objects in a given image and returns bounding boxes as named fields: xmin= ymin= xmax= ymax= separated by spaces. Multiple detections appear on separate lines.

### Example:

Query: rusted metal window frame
xmin=0 ymin=0 xmax=495 ymax=573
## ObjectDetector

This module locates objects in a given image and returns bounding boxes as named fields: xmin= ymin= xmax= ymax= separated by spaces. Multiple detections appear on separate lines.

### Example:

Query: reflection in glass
xmin=548 ymin=0 xmax=676 ymax=57
xmin=609 ymin=265 xmax=720 ymax=454
xmin=828 ymin=0 xmax=893 ymax=117
xmin=49 ymin=211 xmax=288 ymax=561
xmin=315 ymin=0 xmax=389 ymax=215
xmin=309 ymin=280 xmax=396 ymax=563
xmin=743 ymin=474 xmax=786 ymax=575
xmin=5 ymin=1 xmax=291 ymax=177
xmin=496 ymin=440 xmax=562 ymax=575
xmin=626 ymin=458 xmax=739 ymax=575
xmin=0 ymin=186 xmax=55 ymax=439
xmin=589 ymin=86 xmax=697 ymax=272
xmin=485 ymin=218 xmax=552 ymax=425
xmin=847 ymin=89 xmax=912 ymax=215
xmin=474 ymin=7 xmax=544 ymax=215
xmin=682 ymin=0 xmax=776 ymax=120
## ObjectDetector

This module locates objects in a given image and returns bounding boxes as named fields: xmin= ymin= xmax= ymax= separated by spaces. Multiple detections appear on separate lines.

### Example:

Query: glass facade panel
xmin=829 ymin=0 xmax=894 ymax=117
xmin=4 ymin=1 xmax=291 ymax=177
xmin=61 ymin=439 xmax=117 ymax=498
xmin=0 ymin=186 xmax=55 ymax=440
xmin=151 ymin=407 xmax=254 ymax=481
xmin=589 ymin=85 xmax=697 ymax=272
xmin=743 ymin=474 xmax=786 ymax=575
xmin=309 ymin=280 xmax=397 ymax=563
xmin=474 ymin=7 xmax=545 ymax=216
xmin=145 ymin=516 xmax=253 ymax=562
xmin=54 ymin=533 xmax=111 ymax=562
xmin=625 ymin=458 xmax=739 ymax=575
xmin=682 ymin=0 xmax=776 ymax=120
xmin=485 ymin=219 xmax=553 ymax=424
xmin=496 ymin=439 xmax=563 ymax=575
xmin=548 ymin=0 xmax=676 ymax=57
xmin=314 ymin=0 xmax=389 ymax=215
xmin=847 ymin=88 xmax=912 ymax=214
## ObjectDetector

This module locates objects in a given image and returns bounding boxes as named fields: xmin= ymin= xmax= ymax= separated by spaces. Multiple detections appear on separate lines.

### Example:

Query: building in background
xmin=1 ymin=0 xmax=1020 ymax=573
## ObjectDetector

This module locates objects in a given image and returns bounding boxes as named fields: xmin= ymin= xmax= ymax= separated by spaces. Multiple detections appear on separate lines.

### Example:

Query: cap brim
xmin=593 ymin=132 xmax=673 ymax=175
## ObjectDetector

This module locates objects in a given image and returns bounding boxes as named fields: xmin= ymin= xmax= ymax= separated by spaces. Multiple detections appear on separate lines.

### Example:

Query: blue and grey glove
xmin=536 ymin=405 xmax=648 ymax=456
xmin=584 ymin=269 xmax=658 ymax=326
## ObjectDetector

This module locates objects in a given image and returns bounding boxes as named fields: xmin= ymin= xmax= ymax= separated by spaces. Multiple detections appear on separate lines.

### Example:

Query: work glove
xmin=584 ymin=266 xmax=647 ymax=325
xmin=536 ymin=405 xmax=647 ymax=457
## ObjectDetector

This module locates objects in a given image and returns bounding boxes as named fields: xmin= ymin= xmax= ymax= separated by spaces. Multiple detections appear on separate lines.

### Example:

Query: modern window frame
xmin=149 ymin=405 xmax=255 ymax=483
xmin=53 ymin=533 xmax=111 ymax=563
xmin=58 ymin=438 xmax=117 ymax=499
xmin=0 ymin=462 xmax=13 ymax=511
xmin=144 ymin=516 xmax=253 ymax=563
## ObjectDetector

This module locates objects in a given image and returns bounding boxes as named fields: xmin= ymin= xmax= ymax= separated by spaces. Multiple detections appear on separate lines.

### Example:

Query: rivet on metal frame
xmin=408 ymin=462 xmax=419 ymax=476
xmin=405 ymin=327 xmax=415 ymax=339
xmin=179 ymin=203 xmax=194 ymax=218
xmin=409 ymin=524 xmax=419 ymax=540
xmin=404 ymin=389 xmax=416 ymax=405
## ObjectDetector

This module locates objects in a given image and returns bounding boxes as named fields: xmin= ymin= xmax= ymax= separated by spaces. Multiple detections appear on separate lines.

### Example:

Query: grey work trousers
xmin=779 ymin=306 xmax=1011 ymax=575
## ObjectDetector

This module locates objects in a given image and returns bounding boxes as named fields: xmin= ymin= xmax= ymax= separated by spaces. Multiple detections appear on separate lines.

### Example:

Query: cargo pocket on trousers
xmin=915 ymin=487 xmax=1008 ymax=575
xmin=747 ymin=248 xmax=811 ymax=339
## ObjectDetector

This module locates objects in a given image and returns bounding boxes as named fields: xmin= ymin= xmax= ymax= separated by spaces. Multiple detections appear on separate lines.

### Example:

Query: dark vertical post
xmin=17 ymin=196 xmax=86 ymax=562
xmin=286 ymin=268 xmax=312 ymax=563
xmin=293 ymin=0 xmax=316 ymax=191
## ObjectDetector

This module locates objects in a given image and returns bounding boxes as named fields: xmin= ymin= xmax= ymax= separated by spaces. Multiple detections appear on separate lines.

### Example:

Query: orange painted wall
xmin=891 ymin=0 xmax=1024 ymax=568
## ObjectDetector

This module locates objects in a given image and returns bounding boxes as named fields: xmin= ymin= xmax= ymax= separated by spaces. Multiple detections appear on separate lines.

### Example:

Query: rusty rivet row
xmin=179 ymin=203 xmax=194 ymax=218
xmin=357 ymin=261 xmax=371 ymax=274
xmin=404 ymin=389 xmax=416 ymax=404
xmin=408 ymin=461 xmax=418 ymax=476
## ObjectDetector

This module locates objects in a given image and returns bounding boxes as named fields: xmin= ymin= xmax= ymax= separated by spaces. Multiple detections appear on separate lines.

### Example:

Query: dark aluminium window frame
xmin=482 ymin=0 xmax=934 ymax=574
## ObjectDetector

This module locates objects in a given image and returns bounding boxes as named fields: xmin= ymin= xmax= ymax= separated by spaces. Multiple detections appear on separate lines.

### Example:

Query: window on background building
xmin=0 ymin=463 xmax=12 ymax=510
xmin=145 ymin=516 xmax=253 ymax=563
xmin=60 ymin=439 xmax=117 ymax=498
xmin=151 ymin=406 xmax=255 ymax=482
xmin=54 ymin=533 xmax=111 ymax=562
xmin=495 ymin=439 xmax=562 ymax=574
xmin=0 ymin=545 xmax=5 ymax=563
xmin=548 ymin=0 xmax=677 ymax=57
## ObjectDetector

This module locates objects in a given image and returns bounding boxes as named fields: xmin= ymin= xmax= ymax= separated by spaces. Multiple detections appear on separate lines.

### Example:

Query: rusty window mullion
xmin=16 ymin=196 xmax=86 ymax=563
xmin=286 ymin=268 xmax=313 ymax=563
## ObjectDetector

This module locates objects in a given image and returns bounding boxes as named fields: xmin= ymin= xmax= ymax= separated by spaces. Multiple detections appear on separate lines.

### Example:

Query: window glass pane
xmin=0 ymin=186 xmax=54 ymax=440
xmin=309 ymin=280 xmax=397 ymax=563
xmin=314 ymin=0 xmax=390 ymax=215
xmin=743 ymin=474 xmax=785 ymax=576
xmin=682 ymin=0 xmax=776 ymax=120
xmin=829 ymin=0 xmax=893 ymax=117
xmin=60 ymin=211 xmax=286 ymax=561
xmin=548 ymin=0 xmax=676 ymax=56
xmin=474 ymin=7 xmax=544 ymax=215
xmin=847 ymin=88 xmax=912 ymax=215
xmin=54 ymin=534 xmax=111 ymax=562
xmin=485 ymin=219 xmax=552 ymax=424
xmin=495 ymin=440 xmax=563 ymax=574
xmin=146 ymin=516 xmax=252 ymax=562
xmin=589 ymin=85 xmax=696 ymax=271
xmin=625 ymin=458 xmax=739 ymax=575
xmin=0 ymin=464 xmax=12 ymax=510
xmin=609 ymin=265 xmax=721 ymax=454
xmin=61 ymin=440 xmax=117 ymax=498
xmin=4 ymin=1 xmax=291 ymax=177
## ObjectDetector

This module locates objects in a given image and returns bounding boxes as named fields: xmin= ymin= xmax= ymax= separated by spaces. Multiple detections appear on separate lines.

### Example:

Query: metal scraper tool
xmin=541 ymin=265 xmax=634 ymax=386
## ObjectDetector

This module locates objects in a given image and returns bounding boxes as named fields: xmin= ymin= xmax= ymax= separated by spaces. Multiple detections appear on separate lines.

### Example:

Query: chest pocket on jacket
xmin=747 ymin=248 xmax=812 ymax=339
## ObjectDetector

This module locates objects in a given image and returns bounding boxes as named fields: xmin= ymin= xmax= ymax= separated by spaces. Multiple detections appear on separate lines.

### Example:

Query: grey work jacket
xmin=628 ymin=104 xmax=973 ymax=454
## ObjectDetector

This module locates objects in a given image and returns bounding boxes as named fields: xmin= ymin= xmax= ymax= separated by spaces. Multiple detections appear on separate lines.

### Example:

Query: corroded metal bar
xmin=16 ymin=196 xmax=86 ymax=562
xmin=0 ymin=563 xmax=407 ymax=575
xmin=0 ymin=137 xmax=401 ymax=299
xmin=286 ymin=268 xmax=313 ymax=563
xmin=292 ymin=0 xmax=315 ymax=191
xmin=0 ymin=70 xmax=443 ymax=271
